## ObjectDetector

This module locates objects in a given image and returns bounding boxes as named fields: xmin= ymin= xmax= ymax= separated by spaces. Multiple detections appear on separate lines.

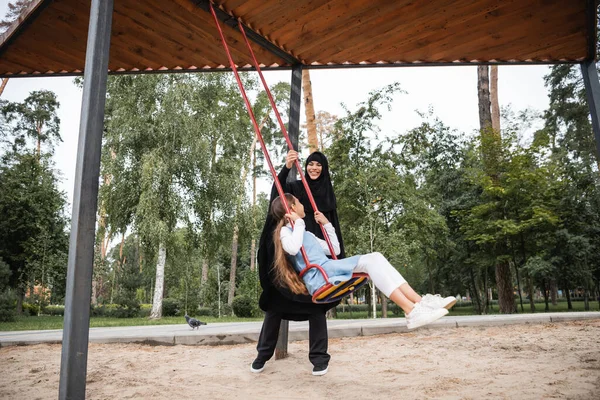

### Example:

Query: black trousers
xmin=255 ymin=310 xmax=330 ymax=367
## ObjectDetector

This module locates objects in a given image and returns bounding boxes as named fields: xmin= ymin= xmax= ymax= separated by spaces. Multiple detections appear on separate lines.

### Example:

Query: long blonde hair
xmin=271 ymin=194 xmax=309 ymax=295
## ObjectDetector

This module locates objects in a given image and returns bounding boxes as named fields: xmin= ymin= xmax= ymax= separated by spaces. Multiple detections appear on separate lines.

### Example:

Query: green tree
xmin=1 ymin=90 xmax=60 ymax=159
xmin=100 ymin=73 xmax=254 ymax=318
xmin=0 ymin=152 xmax=68 ymax=311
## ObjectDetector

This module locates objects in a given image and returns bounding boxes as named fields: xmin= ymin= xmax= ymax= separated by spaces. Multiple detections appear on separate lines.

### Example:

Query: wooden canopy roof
xmin=0 ymin=0 xmax=596 ymax=78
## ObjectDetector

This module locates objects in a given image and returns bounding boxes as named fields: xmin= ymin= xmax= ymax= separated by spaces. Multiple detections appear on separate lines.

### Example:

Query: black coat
xmin=257 ymin=166 xmax=344 ymax=318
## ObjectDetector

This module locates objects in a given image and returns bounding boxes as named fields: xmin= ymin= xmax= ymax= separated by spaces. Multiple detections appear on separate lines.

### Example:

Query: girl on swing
xmin=270 ymin=193 xmax=456 ymax=332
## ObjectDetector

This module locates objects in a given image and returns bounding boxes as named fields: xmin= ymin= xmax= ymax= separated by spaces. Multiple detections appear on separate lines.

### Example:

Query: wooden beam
xmin=191 ymin=0 xmax=301 ymax=65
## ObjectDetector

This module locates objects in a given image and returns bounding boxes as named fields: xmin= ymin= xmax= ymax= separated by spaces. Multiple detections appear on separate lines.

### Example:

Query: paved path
xmin=1 ymin=312 xmax=599 ymax=348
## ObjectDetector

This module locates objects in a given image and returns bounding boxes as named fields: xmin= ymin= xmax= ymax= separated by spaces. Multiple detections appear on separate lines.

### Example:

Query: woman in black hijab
xmin=251 ymin=150 xmax=345 ymax=376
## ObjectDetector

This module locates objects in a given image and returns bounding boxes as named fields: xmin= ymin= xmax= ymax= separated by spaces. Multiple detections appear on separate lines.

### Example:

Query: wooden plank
xmin=310 ymin=0 xmax=517 ymax=63
xmin=143 ymin=0 xmax=253 ymax=65
xmin=229 ymin=0 xmax=324 ymax=35
xmin=395 ymin=0 xmax=582 ymax=62
xmin=325 ymin=0 xmax=574 ymax=63
xmin=273 ymin=0 xmax=372 ymax=48
xmin=111 ymin=5 xmax=215 ymax=68
xmin=0 ymin=58 xmax=41 ymax=74
xmin=51 ymin=0 xmax=183 ymax=70
xmin=419 ymin=5 xmax=585 ymax=63
xmin=172 ymin=0 xmax=285 ymax=66
xmin=286 ymin=0 xmax=420 ymax=57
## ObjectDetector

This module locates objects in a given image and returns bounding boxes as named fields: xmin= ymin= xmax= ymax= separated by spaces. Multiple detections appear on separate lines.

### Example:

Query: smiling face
xmin=291 ymin=196 xmax=305 ymax=218
xmin=306 ymin=161 xmax=323 ymax=180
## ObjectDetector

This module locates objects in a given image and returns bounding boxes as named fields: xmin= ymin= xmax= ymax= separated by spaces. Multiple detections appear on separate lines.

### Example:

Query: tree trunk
xmin=550 ymin=279 xmax=558 ymax=306
xmin=302 ymin=69 xmax=318 ymax=152
xmin=91 ymin=280 xmax=98 ymax=306
xmin=477 ymin=66 xmax=492 ymax=132
xmin=150 ymin=241 xmax=167 ymax=319
xmin=16 ymin=288 xmax=23 ymax=314
xmin=250 ymin=136 xmax=258 ymax=272
xmin=483 ymin=266 xmax=490 ymax=314
xmin=366 ymin=284 xmax=372 ymax=318
xmin=381 ymin=293 xmax=388 ymax=318
xmin=528 ymin=275 xmax=536 ymax=312
xmin=565 ymin=282 xmax=573 ymax=310
xmin=228 ymin=224 xmax=239 ymax=306
xmin=511 ymin=256 xmax=524 ymax=312
xmin=201 ymin=258 xmax=209 ymax=284
xmin=490 ymin=65 xmax=500 ymax=132
xmin=0 ymin=78 xmax=9 ymax=96
xmin=426 ymin=258 xmax=434 ymax=294
xmin=542 ymin=280 xmax=550 ymax=311
xmin=496 ymin=260 xmax=515 ymax=314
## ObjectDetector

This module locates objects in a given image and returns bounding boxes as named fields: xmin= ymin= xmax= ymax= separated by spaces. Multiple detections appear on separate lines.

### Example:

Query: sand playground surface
xmin=1 ymin=319 xmax=599 ymax=400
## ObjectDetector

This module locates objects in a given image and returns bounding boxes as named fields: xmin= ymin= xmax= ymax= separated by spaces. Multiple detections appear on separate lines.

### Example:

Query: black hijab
xmin=303 ymin=151 xmax=336 ymax=213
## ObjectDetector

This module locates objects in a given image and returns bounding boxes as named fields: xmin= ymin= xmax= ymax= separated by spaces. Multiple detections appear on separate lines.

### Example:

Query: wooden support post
xmin=58 ymin=0 xmax=113 ymax=398
xmin=275 ymin=63 xmax=302 ymax=360
xmin=581 ymin=61 xmax=600 ymax=162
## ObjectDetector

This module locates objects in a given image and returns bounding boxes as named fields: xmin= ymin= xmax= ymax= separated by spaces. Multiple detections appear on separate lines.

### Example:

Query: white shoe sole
xmin=443 ymin=297 xmax=457 ymax=309
xmin=312 ymin=366 xmax=328 ymax=376
xmin=406 ymin=308 xmax=448 ymax=330
xmin=250 ymin=363 xmax=265 ymax=373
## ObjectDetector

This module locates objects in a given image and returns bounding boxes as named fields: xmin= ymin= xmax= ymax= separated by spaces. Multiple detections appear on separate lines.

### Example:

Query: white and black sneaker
xmin=420 ymin=294 xmax=457 ymax=310
xmin=406 ymin=302 xmax=448 ymax=330
xmin=250 ymin=359 xmax=265 ymax=373
xmin=312 ymin=364 xmax=328 ymax=376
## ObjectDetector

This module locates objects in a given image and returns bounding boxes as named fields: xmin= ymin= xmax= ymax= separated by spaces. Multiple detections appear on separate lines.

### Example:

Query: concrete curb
xmin=1 ymin=312 xmax=599 ymax=348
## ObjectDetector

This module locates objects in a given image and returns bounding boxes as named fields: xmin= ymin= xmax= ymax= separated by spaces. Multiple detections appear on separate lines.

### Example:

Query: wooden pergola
xmin=1 ymin=1 xmax=599 ymax=398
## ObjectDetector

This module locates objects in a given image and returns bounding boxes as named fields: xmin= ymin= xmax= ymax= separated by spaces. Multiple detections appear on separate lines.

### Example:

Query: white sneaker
xmin=420 ymin=294 xmax=457 ymax=310
xmin=406 ymin=302 xmax=448 ymax=330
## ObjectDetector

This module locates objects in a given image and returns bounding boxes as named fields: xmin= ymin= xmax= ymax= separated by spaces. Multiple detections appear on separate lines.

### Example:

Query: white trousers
xmin=353 ymin=252 xmax=407 ymax=297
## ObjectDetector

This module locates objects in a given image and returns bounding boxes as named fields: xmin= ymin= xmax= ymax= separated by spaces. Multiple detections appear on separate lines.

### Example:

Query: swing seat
xmin=299 ymin=263 xmax=369 ymax=304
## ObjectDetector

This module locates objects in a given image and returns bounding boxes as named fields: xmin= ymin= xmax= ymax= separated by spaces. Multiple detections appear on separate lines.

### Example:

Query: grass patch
xmin=1 ymin=301 xmax=598 ymax=332
xmin=0 ymin=315 xmax=263 ymax=332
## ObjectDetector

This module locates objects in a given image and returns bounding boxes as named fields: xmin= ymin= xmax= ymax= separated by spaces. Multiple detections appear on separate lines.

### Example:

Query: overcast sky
xmin=0 ymin=1 xmax=553 ymax=210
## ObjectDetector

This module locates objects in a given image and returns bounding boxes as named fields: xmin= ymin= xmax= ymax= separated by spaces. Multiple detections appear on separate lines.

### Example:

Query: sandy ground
xmin=1 ymin=320 xmax=599 ymax=400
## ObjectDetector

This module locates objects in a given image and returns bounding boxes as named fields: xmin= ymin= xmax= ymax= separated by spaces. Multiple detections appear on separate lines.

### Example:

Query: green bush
xmin=196 ymin=307 xmax=212 ymax=316
xmin=113 ymin=303 xmax=140 ymax=318
xmin=91 ymin=304 xmax=118 ymax=317
xmin=161 ymin=298 xmax=179 ymax=317
xmin=0 ymin=290 xmax=16 ymax=322
xmin=210 ymin=303 xmax=232 ymax=317
xmin=232 ymin=295 xmax=255 ymax=318
xmin=139 ymin=304 xmax=151 ymax=318
xmin=22 ymin=302 xmax=40 ymax=316
xmin=43 ymin=305 xmax=65 ymax=316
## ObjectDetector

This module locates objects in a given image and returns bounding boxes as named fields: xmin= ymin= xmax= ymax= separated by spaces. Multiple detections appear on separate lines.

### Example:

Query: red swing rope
xmin=209 ymin=3 xmax=328 ymax=277
xmin=235 ymin=20 xmax=338 ymax=262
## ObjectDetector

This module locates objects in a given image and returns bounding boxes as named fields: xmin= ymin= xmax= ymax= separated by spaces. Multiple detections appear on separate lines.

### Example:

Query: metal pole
xmin=286 ymin=63 xmax=302 ymax=182
xmin=581 ymin=61 xmax=600 ymax=161
xmin=275 ymin=63 xmax=303 ymax=360
xmin=59 ymin=0 xmax=113 ymax=398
